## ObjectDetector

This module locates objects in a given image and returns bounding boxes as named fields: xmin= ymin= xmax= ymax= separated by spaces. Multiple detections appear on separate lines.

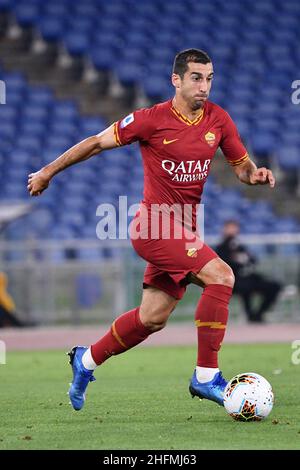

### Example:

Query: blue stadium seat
xmin=48 ymin=121 xmax=77 ymax=138
xmin=15 ymin=3 xmax=41 ymax=28
xmin=64 ymin=32 xmax=91 ymax=56
xmin=68 ymin=17 xmax=96 ymax=34
xmin=38 ymin=16 xmax=65 ymax=42
xmin=51 ymin=101 xmax=78 ymax=120
xmin=273 ymin=217 xmax=300 ymax=233
xmin=5 ymin=90 xmax=24 ymax=106
xmin=50 ymin=226 xmax=76 ymax=240
xmin=143 ymin=76 xmax=172 ymax=100
xmin=0 ymin=0 xmax=14 ymax=12
xmin=22 ymin=105 xmax=49 ymax=123
xmin=242 ymin=223 xmax=269 ymax=235
xmin=276 ymin=146 xmax=300 ymax=170
xmin=26 ymin=86 xmax=54 ymax=105
xmin=251 ymin=132 xmax=278 ymax=155
xmin=43 ymin=2 xmax=68 ymax=17
xmin=9 ymin=149 xmax=31 ymax=165
xmin=76 ymin=247 xmax=103 ymax=260
xmin=117 ymin=63 xmax=144 ymax=87
xmin=19 ymin=121 xmax=48 ymax=138
xmin=15 ymin=135 xmax=41 ymax=153
xmin=45 ymin=135 xmax=74 ymax=151
xmin=0 ymin=105 xmax=19 ymax=122
xmin=73 ymin=3 xmax=98 ymax=17
xmin=90 ymin=48 xmax=117 ymax=71
xmin=79 ymin=116 xmax=107 ymax=135
xmin=252 ymin=118 xmax=279 ymax=133
xmin=0 ymin=122 xmax=16 ymax=139
xmin=279 ymin=130 xmax=300 ymax=147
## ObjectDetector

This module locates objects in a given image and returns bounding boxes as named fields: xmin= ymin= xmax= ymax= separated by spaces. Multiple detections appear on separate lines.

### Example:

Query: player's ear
xmin=172 ymin=73 xmax=181 ymax=89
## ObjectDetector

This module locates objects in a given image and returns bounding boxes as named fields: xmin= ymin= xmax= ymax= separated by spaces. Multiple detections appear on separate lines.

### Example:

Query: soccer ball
xmin=223 ymin=372 xmax=274 ymax=421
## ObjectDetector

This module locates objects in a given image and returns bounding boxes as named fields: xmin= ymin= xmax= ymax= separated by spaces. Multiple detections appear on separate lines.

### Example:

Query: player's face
xmin=173 ymin=62 xmax=214 ymax=110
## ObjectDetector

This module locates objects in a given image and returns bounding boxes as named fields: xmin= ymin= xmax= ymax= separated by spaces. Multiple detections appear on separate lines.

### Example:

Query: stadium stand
xmin=0 ymin=66 xmax=299 ymax=252
xmin=0 ymin=0 xmax=299 ymax=259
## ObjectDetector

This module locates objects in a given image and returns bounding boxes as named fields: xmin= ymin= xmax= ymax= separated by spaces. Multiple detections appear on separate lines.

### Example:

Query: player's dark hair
xmin=173 ymin=49 xmax=211 ymax=79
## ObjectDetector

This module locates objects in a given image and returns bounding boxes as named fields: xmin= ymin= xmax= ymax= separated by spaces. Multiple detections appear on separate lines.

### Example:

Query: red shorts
xmin=130 ymin=204 xmax=218 ymax=300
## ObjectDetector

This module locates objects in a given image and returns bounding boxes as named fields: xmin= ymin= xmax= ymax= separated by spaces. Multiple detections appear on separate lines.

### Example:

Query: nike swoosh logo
xmin=163 ymin=138 xmax=179 ymax=145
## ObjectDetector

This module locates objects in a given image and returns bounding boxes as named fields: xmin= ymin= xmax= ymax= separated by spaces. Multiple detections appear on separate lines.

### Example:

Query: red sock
xmin=195 ymin=284 xmax=232 ymax=368
xmin=90 ymin=307 xmax=152 ymax=365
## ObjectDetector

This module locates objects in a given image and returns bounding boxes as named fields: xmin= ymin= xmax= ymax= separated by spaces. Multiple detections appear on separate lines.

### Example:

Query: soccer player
xmin=27 ymin=49 xmax=275 ymax=411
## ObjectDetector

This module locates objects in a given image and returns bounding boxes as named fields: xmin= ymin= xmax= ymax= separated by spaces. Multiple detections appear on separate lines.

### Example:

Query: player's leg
xmin=187 ymin=257 xmax=235 ymax=405
xmin=88 ymin=285 xmax=178 ymax=366
xmin=139 ymin=286 xmax=178 ymax=330
xmin=68 ymin=286 xmax=178 ymax=411
xmin=131 ymin=210 xmax=231 ymax=405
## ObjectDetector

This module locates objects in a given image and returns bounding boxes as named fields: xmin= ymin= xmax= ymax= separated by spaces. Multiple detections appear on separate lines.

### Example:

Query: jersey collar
xmin=170 ymin=100 xmax=205 ymax=126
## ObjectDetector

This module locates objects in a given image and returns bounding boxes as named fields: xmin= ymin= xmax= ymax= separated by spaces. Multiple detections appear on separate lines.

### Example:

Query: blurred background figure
xmin=216 ymin=221 xmax=282 ymax=323
xmin=0 ymin=271 xmax=27 ymax=327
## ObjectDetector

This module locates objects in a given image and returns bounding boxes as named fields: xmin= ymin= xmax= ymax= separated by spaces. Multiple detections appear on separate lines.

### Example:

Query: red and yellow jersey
xmin=114 ymin=99 xmax=248 ymax=223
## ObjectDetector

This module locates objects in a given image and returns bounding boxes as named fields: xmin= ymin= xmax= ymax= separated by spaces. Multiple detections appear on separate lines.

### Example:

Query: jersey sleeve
xmin=219 ymin=111 xmax=249 ymax=166
xmin=113 ymin=107 xmax=156 ymax=146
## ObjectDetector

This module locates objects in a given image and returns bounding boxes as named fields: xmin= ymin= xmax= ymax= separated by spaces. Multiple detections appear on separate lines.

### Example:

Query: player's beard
xmin=191 ymin=99 xmax=204 ymax=111
xmin=189 ymin=92 xmax=206 ymax=110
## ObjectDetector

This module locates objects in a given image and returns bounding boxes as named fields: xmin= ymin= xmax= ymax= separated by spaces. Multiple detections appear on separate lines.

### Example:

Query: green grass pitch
xmin=0 ymin=343 xmax=299 ymax=450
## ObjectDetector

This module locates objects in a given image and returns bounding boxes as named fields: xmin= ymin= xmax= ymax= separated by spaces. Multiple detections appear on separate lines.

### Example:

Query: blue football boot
xmin=67 ymin=346 xmax=96 ymax=411
xmin=189 ymin=370 xmax=227 ymax=406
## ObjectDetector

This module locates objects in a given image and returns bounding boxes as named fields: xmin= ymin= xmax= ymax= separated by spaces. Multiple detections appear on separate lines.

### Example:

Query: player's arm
xmin=233 ymin=158 xmax=275 ymax=188
xmin=220 ymin=111 xmax=275 ymax=188
xmin=27 ymin=124 xmax=117 ymax=196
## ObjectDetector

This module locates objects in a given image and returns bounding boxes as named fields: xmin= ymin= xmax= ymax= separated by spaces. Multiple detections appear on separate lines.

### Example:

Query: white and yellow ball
xmin=224 ymin=372 xmax=274 ymax=421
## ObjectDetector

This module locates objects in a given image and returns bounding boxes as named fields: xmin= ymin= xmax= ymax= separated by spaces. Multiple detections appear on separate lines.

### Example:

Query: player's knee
xmin=208 ymin=265 xmax=235 ymax=288
xmin=140 ymin=307 xmax=171 ymax=332
xmin=219 ymin=266 xmax=235 ymax=288
xmin=194 ymin=258 xmax=235 ymax=289
xmin=222 ymin=266 xmax=235 ymax=288
xmin=143 ymin=318 xmax=167 ymax=333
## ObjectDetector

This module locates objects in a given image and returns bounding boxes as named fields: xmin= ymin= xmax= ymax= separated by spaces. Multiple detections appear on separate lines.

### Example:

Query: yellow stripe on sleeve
xmin=113 ymin=122 xmax=122 ymax=146
xmin=229 ymin=153 xmax=250 ymax=167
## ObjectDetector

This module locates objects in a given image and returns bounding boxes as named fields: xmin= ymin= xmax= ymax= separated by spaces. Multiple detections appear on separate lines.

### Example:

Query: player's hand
xmin=27 ymin=170 xmax=51 ymax=196
xmin=250 ymin=167 xmax=275 ymax=188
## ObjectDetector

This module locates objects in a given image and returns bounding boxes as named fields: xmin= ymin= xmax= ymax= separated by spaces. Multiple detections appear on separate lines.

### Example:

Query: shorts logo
xmin=205 ymin=131 xmax=216 ymax=147
xmin=121 ymin=113 xmax=134 ymax=128
xmin=187 ymin=248 xmax=198 ymax=258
